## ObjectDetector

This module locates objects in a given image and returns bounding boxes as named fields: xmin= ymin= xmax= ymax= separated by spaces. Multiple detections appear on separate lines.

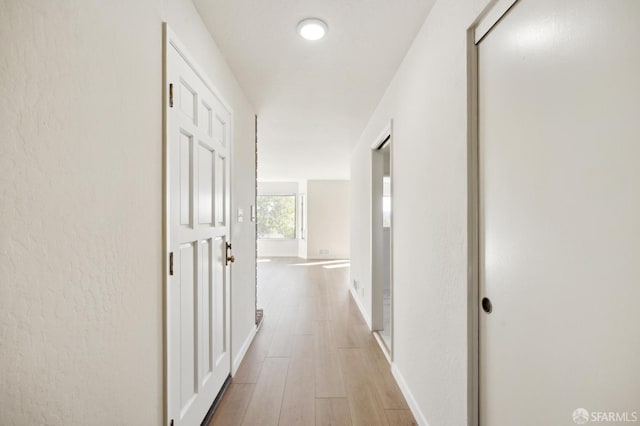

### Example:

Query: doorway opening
xmin=372 ymin=128 xmax=392 ymax=356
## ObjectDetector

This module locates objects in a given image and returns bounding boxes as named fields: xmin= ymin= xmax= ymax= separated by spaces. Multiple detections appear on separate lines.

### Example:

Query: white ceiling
xmin=194 ymin=0 xmax=436 ymax=181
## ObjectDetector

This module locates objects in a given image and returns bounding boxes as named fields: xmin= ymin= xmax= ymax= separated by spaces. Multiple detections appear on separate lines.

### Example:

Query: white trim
xmin=473 ymin=0 xmax=518 ymax=43
xmin=465 ymin=25 xmax=480 ymax=426
xmin=372 ymin=331 xmax=391 ymax=363
xmin=371 ymin=122 xmax=392 ymax=150
xmin=349 ymin=287 xmax=372 ymax=330
xmin=370 ymin=119 xmax=394 ymax=359
xmin=162 ymin=25 xmax=169 ymax=426
xmin=391 ymin=363 xmax=430 ymax=426
xmin=466 ymin=2 xmax=520 ymax=425
xmin=232 ymin=325 xmax=257 ymax=376
xmin=388 ymin=121 xmax=394 ymax=360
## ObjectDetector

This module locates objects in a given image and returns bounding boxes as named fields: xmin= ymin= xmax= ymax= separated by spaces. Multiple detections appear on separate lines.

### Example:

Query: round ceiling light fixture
xmin=297 ymin=18 xmax=328 ymax=41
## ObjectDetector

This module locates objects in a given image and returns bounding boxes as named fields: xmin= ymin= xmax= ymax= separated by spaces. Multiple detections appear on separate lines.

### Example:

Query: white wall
xmin=307 ymin=180 xmax=350 ymax=260
xmin=257 ymin=181 xmax=300 ymax=257
xmin=350 ymin=0 xmax=489 ymax=424
xmin=0 ymin=1 xmax=256 ymax=424
xmin=257 ymin=239 xmax=298 ymax=257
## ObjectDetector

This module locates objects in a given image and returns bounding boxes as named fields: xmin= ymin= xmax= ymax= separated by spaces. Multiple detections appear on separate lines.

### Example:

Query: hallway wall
xmin=306 ymin=180 xmax=350 ymax=260
xmin=0 ymin=0 xmax=256 ymax=424
xmin=350 ymin=0 xmax=490 ymax=424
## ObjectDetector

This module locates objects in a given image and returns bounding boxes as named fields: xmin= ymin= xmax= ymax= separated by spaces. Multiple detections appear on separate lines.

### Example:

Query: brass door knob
xmin=225 ymin=241 xmax=234 ymax=265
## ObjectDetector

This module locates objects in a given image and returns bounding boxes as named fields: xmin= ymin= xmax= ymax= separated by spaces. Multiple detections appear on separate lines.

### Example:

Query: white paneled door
xmin=479 ymin=1 xmax=640 ymax=425
xmin=166 ymin=32 xmax=232 ymax=426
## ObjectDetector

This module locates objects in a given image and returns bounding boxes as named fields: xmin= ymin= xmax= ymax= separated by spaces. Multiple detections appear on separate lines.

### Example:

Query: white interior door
xmin=166 ymin=33 xmax=232 ymax=426
xmin=478 ymin=1 xmax=640 ymax=424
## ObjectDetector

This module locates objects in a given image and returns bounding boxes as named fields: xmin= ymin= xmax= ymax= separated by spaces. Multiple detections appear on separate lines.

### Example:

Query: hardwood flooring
xmin=209 ymin=258 xmax=416 ymax=426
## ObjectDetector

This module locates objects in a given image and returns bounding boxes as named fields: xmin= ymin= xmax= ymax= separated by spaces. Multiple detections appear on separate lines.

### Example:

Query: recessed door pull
xmin=481 ymin=297 xmax=492 ymax=314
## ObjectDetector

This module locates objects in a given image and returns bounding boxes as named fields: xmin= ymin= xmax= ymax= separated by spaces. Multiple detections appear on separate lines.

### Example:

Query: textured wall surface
xmin=0 ymin=0 xmax=256 ymax=424
xmin=349 ymin=0 xmax=489 ymax=424
xmin=0 ymin=1 xmax=165 ymax=424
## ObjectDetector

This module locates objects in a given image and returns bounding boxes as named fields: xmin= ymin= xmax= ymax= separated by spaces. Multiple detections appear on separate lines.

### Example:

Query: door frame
xmin=370 ymin=120 xmax=394 ymax=361
xmin=162 ymin=23 xmax=235 ymax=426
xmin=466 ymin=2 xmax=519 ymax=426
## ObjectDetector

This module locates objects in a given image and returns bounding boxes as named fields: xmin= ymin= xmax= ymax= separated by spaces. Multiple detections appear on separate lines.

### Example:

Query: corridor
xmin=210 ymin=258 xmax=416 ymax=425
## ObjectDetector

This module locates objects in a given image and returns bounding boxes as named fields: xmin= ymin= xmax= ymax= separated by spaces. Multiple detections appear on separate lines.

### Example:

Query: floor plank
xmin=314 ymin=320 xmax=347 ymax=398
xmin=292 ymin=301 xmax=315 ymax=335
xmin=279 ymin=334 xmax=315 ymax=425
xmin=208 ymin=383 xmax=254 ymax=426
xmin=385 ymin=409 xmax=418 ymax=425
xmin=241 ymin=357 xmax=289 ymax=426
xmin=363 ymin=343 xmax=409 ymax=410
xmin=267 ymin=307 xmax=296 ymax=358
xmin=214 ymin=258 xmax=414 ymax=425
xmin=339 ymin=348 xmax=389 ymax=425
xmin=315 ymin=398 xmax=352 ymax=426
xmin=232 ymin=313 xmax=279 ymax=384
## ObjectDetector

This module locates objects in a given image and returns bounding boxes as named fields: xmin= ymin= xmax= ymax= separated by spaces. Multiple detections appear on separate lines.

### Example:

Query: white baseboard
xmin=391 ymin=363 xmax=430 ymax=426
xmin=232 ymin=324 xmax=257 ymax=376
xmin=372 ymin=331 xmax=391 ymax=363
xmin=349 ymin=287 xmax=372 ymax=330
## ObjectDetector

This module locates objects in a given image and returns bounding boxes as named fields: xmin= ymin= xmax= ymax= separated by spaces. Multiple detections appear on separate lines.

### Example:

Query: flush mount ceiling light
xmin=297 ymin=18 xmax=328 ymax=41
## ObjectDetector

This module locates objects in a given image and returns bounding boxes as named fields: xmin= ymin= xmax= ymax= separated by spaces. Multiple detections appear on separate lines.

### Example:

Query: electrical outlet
xmin=319 ymin=249 xmax=330 ymax=255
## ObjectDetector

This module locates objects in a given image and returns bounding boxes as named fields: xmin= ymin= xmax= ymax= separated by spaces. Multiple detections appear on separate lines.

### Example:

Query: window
xmin=299 ymin=194 xmax=306 ymax=240
xmin=383 ymin=195 xmax=391 ymax=228
xmin=383 ymin=176 xmax=391 ymax=228
xmin=257 ymin=195 xmax=297 ymax=239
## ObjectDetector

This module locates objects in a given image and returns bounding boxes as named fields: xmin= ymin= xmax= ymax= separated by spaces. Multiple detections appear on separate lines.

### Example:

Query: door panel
xmin=179 ymin=242 xmax=196 ymax=413
xmin=180 ymin=132 xmax=192 ymax=226
xmin=167 ymin=40 xmax=232 ymax=426
xmin=479 ymin=1 xmax=640 ymax=424
xmin=197 ymin=143 xmax=214 ymax=225
xmin=215 ymin=154 xmax=226 ymax=226
xmin=214 ymin=236 xmax=226 ymax=365
xmin=179 ymin=79 xmax=197 ymax=121
xmin=200 ymin=239 xmax=212 ymax=383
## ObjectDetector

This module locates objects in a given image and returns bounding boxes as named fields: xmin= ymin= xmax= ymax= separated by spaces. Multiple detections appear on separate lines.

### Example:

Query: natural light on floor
xmin=322 ymin=263 xmax=350 ymax=269
xmin=290 ymin=260 xmax=350 ymax=267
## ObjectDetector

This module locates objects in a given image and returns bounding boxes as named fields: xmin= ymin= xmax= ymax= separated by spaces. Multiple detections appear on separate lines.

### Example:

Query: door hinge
xmin=169 ymin=83 xmax=174 ymax=108
xmin=169 ymin=252 xmax=174 ymax=276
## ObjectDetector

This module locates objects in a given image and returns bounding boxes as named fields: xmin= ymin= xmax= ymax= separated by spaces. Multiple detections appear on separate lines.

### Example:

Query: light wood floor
xmin=209 ymin=258 xmax=417 ymax=426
